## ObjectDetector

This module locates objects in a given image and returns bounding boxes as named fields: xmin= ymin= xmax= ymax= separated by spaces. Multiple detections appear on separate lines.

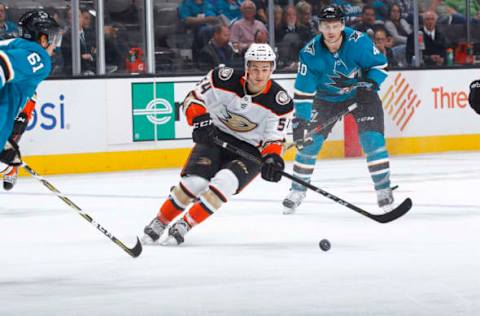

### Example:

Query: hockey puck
xmin=319 ymin=239 xmax=331 ymax=251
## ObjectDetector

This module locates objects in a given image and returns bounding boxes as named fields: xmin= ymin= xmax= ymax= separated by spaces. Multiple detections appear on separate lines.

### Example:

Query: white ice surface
xmin=1 ymin=152 xmax=480 ymax=316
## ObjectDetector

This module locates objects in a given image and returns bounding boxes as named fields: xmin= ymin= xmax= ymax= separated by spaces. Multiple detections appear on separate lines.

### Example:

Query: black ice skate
xmin=164 ymin=219 xmax=191 ymax=245
xmin=142 ymin=217 xmax=167 ymax=244
xmin=3 ymin=166 xmax=18 ymax=191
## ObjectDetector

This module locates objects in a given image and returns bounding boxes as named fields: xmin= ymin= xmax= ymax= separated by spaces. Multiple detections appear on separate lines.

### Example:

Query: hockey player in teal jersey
xmin=283 ymin=5 xmax=394 ymax=214
xmin=0 ymin=10 xmax=59 ymax=175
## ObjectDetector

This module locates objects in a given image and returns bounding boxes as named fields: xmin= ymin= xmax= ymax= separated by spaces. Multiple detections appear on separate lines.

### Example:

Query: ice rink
xmin=1 ymin=151 xmax=480 ymax=316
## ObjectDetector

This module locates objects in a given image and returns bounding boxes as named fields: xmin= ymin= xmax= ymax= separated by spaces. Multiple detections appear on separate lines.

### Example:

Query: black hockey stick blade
xmin=22 ymin=163 xmax=143 ymax=258
xmin=360 ymin=198 xmax=412 ymax=223
xmin=280 ymin=171 xmax=413 ymax=224
xmin=116 ymin=237 xmax=143 ymax=258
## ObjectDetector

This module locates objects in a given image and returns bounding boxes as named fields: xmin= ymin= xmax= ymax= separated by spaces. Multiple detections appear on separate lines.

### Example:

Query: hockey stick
xmin=285 ymin=103 xmax=358 ymax=150
xmin=213 ymin=138 xmax=412 ymax=223
xmin=21 ymin=163 xmax=142 ymax=258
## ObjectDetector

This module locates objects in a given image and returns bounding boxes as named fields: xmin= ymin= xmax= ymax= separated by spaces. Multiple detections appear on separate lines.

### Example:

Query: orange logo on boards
xmin=381 ymin=73 xmax=422 ymax=131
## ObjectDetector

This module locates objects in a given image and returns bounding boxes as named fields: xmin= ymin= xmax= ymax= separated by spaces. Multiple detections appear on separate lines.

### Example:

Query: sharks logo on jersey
xmin=327 ymin=69 xmax=360 ymax=94
xmin=348 ymin=30 xmax=363 ymax=42
xmin=304 ymin=39 xmax=316 ymax=56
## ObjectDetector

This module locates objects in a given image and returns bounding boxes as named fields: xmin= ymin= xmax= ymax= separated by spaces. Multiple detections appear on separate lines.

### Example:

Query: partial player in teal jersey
xmin=283 ymin=5 xmax=394 ymax=214
xmin=0 ymin=10 xmax=59 ymax=176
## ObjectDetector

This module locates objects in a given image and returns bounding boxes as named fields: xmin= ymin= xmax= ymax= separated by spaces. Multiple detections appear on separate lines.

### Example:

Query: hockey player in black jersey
xmin=469 ymin=79 xmax=480 ymax=114
xmin=142 ymin=44 xmax=294 ymax=245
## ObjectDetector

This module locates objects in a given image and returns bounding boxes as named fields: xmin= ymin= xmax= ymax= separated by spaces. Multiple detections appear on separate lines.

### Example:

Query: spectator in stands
xmin=277 ymin=5 xmax=303 ymax=70
xmin=444 ymin=0 xmax=480 ymax=22
xmin=406 ymin=11 xmax=447 ymax=66
xmin=0 ymin=3 xmax=18 ymax=39
xmin=352 ymin=5 xmax=384 ymax=37
xmin=230 ymin=0 xmax=268 ymax=54
xmin=474 ymin=9 xmax=480 ymax=24
xmin=384 ymin=3 xmax=411 ymax=66
xmin=254 ymin=29 xmax=268 ymax=43
xmin=281 ymin=5 xmax=298 ymax=39
xmin=274 ymin=5 xmax=284 ymax=43
xmin=374 ymin=28 xmax=398 ymax=67
xmin=390 ymin=0 xmax=413 ymax=21
xmin=252 ymin=0 xmax=268 ymax=24
xmin=197 ymin=25 xmax=236 ymax=71
xmin=104 ymin=25 xmax=123 ymax=73
xmin=62 ymin=7 xmax=97 ymax=75
xmin=45 ymin=8 xmax=66 ymax=75
xmin=384 ymin=3 xmax=411 ymax=46
xmin=364 ymin=0 xmax=389 ymax=21
xmin=295 ymin=1 xmax=316 ymax=45
xmin=108 ymin=0 xmax=140 ymax=24
xmin=179 ymin=0 xmax=219 ymax=62
xmin=419 ymin=0 xmax=465 ymax=24
xmin=332 ymin=0 xmax=362 ymax=25
xmin=205 ymin=0 xmax=242 ymax=25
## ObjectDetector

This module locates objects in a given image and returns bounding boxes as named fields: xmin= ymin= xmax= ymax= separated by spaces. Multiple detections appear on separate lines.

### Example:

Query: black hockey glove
xmin=261 ymin=153 xmax=284 ymax=182
xmin=292 ymin=117 xmax=313 ymax=150
xmin=356 ymin=79 xmax=379 ymax=105
xmin=469 ymin=80 xmax=480 ymax=115
xmin=192 ymin=113 xmax=217 ymax=145
xmin=0 ymin=139 xmax=22 ymax=167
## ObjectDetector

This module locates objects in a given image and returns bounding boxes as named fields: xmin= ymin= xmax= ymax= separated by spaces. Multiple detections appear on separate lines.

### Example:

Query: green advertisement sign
xmin=132 ymin=82 xmax=175 ymax=141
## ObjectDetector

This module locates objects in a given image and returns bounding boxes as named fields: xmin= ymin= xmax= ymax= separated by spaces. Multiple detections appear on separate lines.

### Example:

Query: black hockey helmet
xmin=469 ymin=80 xmax=480 ymax=114
xmin=18 ymin=10 xmax=60 ymax=44
xmin=318 ymin=5 xmax=345 ymax=22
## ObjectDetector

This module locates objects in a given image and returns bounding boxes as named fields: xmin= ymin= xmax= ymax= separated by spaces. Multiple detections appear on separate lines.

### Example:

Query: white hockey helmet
xmin=244 ymin=43 xmax=276 ymax=71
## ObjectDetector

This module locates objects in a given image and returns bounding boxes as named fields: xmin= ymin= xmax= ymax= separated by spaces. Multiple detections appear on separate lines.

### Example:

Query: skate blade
xmin=283 ymin=207 xmax=296 ymax=215
xmin=160 ymin=236 xmax=181 ymax=246
xmin=141 ymin=234 xmax=159 ymax=245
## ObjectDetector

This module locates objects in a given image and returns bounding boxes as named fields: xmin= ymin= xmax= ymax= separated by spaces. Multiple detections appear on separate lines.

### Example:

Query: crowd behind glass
xmin=1 ymin=0 xmax=479 ymax=77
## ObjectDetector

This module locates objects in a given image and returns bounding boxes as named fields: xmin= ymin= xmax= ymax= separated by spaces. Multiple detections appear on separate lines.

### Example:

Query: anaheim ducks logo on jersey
xmin=219 ymin=109 xmax=258 ymax=132
xmin=275 ymin=90 xmax=291 ymax=105
xmin=219 ymin=67 xmax=234 ymax=81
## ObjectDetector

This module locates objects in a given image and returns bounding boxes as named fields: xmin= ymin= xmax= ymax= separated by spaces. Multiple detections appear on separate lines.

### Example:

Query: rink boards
xmin=19 ymin=68 xmax=480 ymax=175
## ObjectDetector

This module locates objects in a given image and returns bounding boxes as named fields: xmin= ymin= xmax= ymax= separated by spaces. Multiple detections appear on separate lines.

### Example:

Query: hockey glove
xmin=356 ymin=79 xmax=379 ymax=105
xmin=12 ymin=112 xmax=29 ymax=137
xmin=261 ymin=153 xmax=284 ymax=182
xmin=192 ymin=113 xmax=217 ymax=145
xmin=469 ymin=80 xmax=480 ymax=115
xmin=292 ymin=117 xmax=313 ymax=150
xmin=0 ymin=139 xmax=22 ymax=167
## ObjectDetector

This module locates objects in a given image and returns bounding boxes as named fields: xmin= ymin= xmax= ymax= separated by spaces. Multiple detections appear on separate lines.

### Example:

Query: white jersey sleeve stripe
xmin=0 ymin=51 xmax=14 ymax=82
xmin=294 ymin=88 xmax=316 ymax=97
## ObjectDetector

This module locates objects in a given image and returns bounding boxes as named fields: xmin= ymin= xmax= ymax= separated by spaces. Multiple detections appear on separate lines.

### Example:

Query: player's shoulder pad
xmin=255 ymin=81 xmax=293 ymax=116
xmin=210 ymin=66 xmax=243 ymax=93
xmin=300 ymin=35 xmax=320 ymax=59
xmin=345 ymin=27 xmax=371 ymax=46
